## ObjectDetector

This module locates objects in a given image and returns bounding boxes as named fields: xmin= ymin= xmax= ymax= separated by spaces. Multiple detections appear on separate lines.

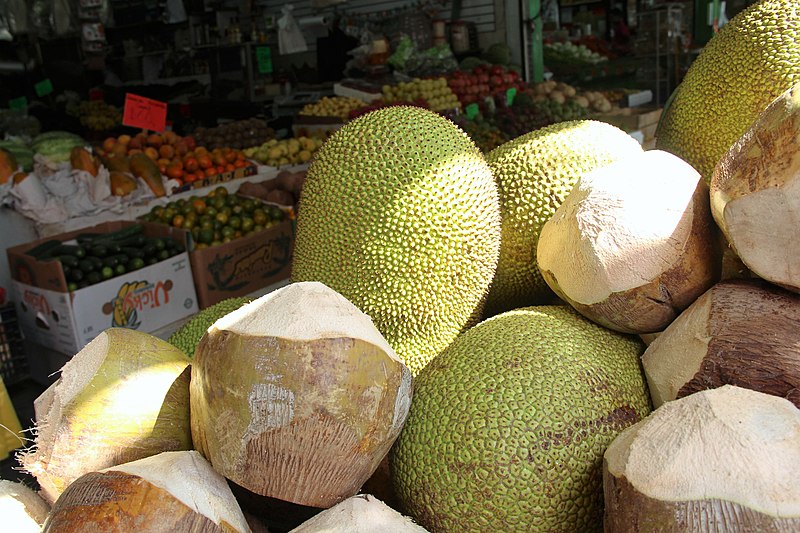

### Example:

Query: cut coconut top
xmin=101 ymin=451 xmax=249 ymax=531
xmin=212 ymin=281 xmax=401 ymax=364
xmin=605 ymin=385 xmax=800 ymax=517
xmin=538 ymin=149 xmax=701 ymax=305
xmin=290 ymin=494 xmax=429 ymax=532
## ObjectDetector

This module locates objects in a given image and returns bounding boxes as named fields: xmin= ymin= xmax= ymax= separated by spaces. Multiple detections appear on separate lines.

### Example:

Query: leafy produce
xmin=167 ymin=296 xmax=250 ymax=357
xmin=710 ymin=80 xmax=800 ymax=292
xmin=537 ymin=150 xmax=721 ymax=334
xmin=243 ymin=136 xmax=322 ymax=167
xmin=391 ymin=305 xmax=651 ymax=532
xmin=193 ymin=117 xmax=275 ymax=150
xmin=292 ymin=105 xmax=502 ymax=375
xmin=656 ymin=0 xmax=800 ymax=181
xmin=642 ymin=279 xmax=800 ymax=409
xmin=483 ymin=120 xmax=643 ymax=317
xmin=603 ymin=386 xmax=800 ymax=531
xmin=141 ymin=186 xmax=288 ymax=249
xmin=20 ymin=328 xmax=193 ymax=505
xmin=43 ymin=451 xmax=250 ymax=532
xmin=299 ymin=96 xmax=366 ymax=120
xmin=191 ymin=282 xmax=412 ymax=507
xmin=544 ymin=40 xmax=609 ymax=65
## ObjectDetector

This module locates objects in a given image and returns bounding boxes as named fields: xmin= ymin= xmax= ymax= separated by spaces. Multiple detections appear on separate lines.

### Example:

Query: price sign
xmin=465 ymin=103 xmax=479 ymax=120
xmin=35 ymin=79 xmax=54 ymax=97
xmin=256 ymin=46 xmax=273 ymax=74
xmin=506 ymin=87 xmax=517 ymax=107
xmin=8 ymin=96 xmax=27 ymax=110
xmin=122 ymin=93 xmax=167 ymax=132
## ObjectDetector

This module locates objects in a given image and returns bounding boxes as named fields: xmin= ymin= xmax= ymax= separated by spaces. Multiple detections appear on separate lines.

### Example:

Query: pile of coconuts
xmin=7 ymin=83 xmax=800 ymax=532
xmin=12 ymin=282 xmax=419 ymax=532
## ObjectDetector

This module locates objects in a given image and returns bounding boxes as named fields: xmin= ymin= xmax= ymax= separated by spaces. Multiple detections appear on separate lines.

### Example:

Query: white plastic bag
xmin=277 ymin=4 xmax=307 ymax=55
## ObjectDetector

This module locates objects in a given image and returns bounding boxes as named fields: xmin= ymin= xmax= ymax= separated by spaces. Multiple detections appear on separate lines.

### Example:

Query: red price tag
xmin=122 ymin=93 xmax=167 ymax=132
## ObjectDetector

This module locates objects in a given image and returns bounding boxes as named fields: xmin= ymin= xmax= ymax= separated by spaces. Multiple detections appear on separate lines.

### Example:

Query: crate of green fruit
xmin=7 ymin=221 xmax=199 ymax=355
xmin=140 ymin=185 xmax=295 ymax=309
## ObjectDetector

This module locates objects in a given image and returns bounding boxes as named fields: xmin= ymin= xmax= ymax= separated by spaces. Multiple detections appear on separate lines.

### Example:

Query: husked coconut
xmin=642 ymin=278 xmax=800 ymax=408
xmin=603 ymin=385 xmax=800 ymax=531
xmin=43 ymin=451 xmax=250 ymax=532
xmin=537 ymin=149 xmax=720 ymax=334
xmin=710 ymin=80 xmax=800 ymax=293
xmin=191 ymin=281 xmax=413 ymax=508
xmin=289 ymin=494 xmax=428 ymax=532
xmin=20 ymin=328 xmax=192 ymax=504
xmin=0 ymin=480 xmax=50 ymax=532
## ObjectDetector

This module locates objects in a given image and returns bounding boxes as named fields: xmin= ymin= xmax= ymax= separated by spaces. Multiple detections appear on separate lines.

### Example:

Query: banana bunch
xmin=78 ymin=100 xmax=123 ymax=131
xmin=244 ymin=136 xmax=324 ymax=168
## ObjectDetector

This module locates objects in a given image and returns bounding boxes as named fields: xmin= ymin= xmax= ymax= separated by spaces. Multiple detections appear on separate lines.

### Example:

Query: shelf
xmin=119 ymin=73 xmax=211 ymax=87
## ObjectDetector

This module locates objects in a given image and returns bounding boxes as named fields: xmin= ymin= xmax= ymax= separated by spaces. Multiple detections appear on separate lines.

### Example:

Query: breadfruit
xmin=391 ymin=305 xmax=651 ymax=532
xmin=655 ymin=0 xmax=800 ymax=181
xmin=483 ymin=120 xmax=642 ymax=317
xmin=167 ymin=296 xmax=250 ymax=357
xmin=291 ymin=106 xmax=501 ymax=375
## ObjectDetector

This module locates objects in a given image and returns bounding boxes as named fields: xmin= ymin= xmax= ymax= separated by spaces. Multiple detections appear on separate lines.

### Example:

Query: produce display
xmin=381 ymin=77 xmax=461 ymax=112
xmin=446 ymin=64 xmax=524 ymax=106
xmin=140 ymin=186 xmax=288 ymax=249
xmin=70 ymin=100 xmax=122 ymax=132
xmin=8 ymin=4 xmax=800 ymax=532
xmin=24 ymin=223 xmax=186 ymax=291
xmin=544 ymin=40 xmax=609 ymax=65
xmin=242 ymin=136 xmax=322 ymax=167
xmin=192 ymin=118 xmax=275 ymax=150
xmin=298 ymin=96 xmax=366 ymax=120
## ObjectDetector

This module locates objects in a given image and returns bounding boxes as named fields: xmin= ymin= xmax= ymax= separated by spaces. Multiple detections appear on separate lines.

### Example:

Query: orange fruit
xmin=159 ymin=144 xmax=175 ymax=159
xmin=198 ymin=155 xmax=213 ymax=169
xmin=184 ymin=157 xmax=199 ymax=172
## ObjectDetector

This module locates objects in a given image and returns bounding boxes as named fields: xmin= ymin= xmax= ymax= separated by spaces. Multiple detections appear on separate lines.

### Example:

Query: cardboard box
xmin=7 ymin=221 xmax=198 ymax=355
xmin=188 ymin=216 xmax=294 ymax=309
xmin=593 ymin=107 xmax=663 ymax=132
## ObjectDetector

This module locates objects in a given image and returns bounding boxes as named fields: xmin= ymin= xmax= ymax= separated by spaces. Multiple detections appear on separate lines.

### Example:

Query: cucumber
xmin=57 ymin=255 xmax=80 ymax=269
xmin=142 ymin=242 xmax=158 ymax=258
xmin=114 ymin=264 xmax=127 ymax=276
xmin=101 ymin=266 xmax=114 ymax=280
xmin=68 ymin=269 xmax=84 ymax=283
xmin=127 ymin=257 xmax=145 ymax=271
xmin=78 ymin=258 xmax=96 ymax=272
xmin=51 ymin=244 xmax=86 ymax=259
xmin=89 ymin=244 xmax=109 ymax=258
xmin=117 ymin=234 xmax=147 ymax=248
xmin=103 ymin=255 xmax=121 ymax=268
xmin=122 ymin=246 xmax=146 ymax=259
xmin=94 ymin=224 xmax=144 ymax=243
xmin=27 ymin=239 xmax=63 ymax=260
xmin=87 ymin=256 xmax=104 ymax=271
xmin=76 ymin=232 xmax=104 ymax=245
xmin=85 ymin=271 xmax=102 ymax=285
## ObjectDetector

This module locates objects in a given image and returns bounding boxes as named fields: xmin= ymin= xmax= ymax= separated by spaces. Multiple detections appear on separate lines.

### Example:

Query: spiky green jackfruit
xmin=291 ymin=106 xmax=502 ymax=376
xmin=167 ymin=297 xmax=250 ymax=357
xmin=390 ymin=305 xmax=651 ymax=532
xmin=483 ymin=120 xmax=642 ymax=317
xmin=656 ymin=0 xmax=800 ymax=181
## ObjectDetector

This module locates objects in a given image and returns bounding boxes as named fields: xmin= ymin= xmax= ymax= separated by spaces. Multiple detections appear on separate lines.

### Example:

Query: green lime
xmin=241 ymin=217 xmax=254 ymax=233
xmin=198 ymin=228 xmax=214 ymax=244
xmin=228 ymin=216 xmax=242 ymax=230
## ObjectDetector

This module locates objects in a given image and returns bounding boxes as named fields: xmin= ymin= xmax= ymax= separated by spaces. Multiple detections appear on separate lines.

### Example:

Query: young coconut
xmin=43 ymin=450 xmax=250 ymax=532
xmin=190 ymin=281 xmax=413 ymax=508
xmin=537 ymin=149 xmax=720 ymax=334
xmin=0 ymin=480 xmax=50 ymax=532
xmin=710 ymin=80 xmax=800 ymax=293
xmin=603 ymin=385 xmax=800 ymax=531
xmin=289 ymin=494 xmax=428 ymax=532
xmin=642 ymin=278 xmax=800 ymax=409
xmin=20 ymin=328 xmax=192 ymax=505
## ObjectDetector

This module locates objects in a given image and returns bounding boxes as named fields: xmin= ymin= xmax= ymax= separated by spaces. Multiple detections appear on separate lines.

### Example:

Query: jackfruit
xmin=655 ymin=0 xmax=800 ymax=181
xmin=390 ymin=305 xmax=651 ymax=532
xmin=291 ymin=106 xmax=501 ymax=376
xmin=483 ymin=120 xmax=642 ymax=317
xmin=167 ymin=296 xmax=250 ymax=357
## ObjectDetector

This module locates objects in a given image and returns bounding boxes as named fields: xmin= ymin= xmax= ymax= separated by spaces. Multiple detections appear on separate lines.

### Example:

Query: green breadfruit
xmin=656 ymin=0 xmax=800 ymax=181
xmin=291 ymin=105 xmax=502 ymax=376
xmin=391 ymin=305 xmax=652 ymax=532
xmin=167 ymin=296 xmax=250 ymax=357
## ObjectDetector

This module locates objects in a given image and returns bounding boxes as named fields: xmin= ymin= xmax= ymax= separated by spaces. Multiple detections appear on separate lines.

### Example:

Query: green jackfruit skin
xmin=484 ymin=120 xmax=642 ymax=317
xmin=291 ymin=106 xmax=501 ymax=376
xmin=167 ymin=296 xmax=250 ymax=357
xmin=656 ymin=0 xmax=800 ymax=182
xmin=390 ymin=305 xmax=651 ymax=532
